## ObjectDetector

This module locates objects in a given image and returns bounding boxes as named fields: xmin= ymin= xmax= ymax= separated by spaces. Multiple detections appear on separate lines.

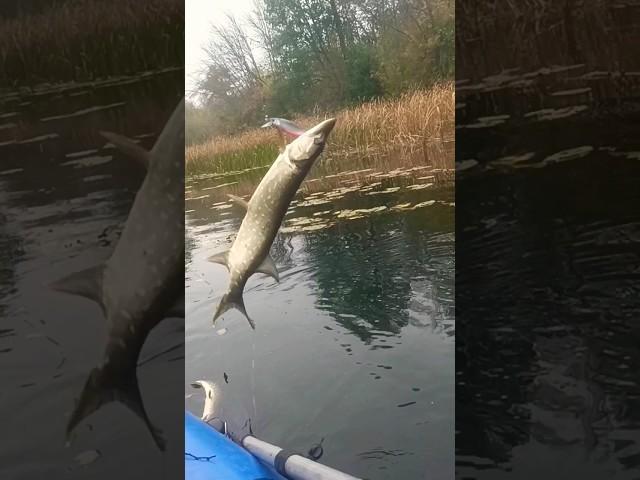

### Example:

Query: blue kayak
xmin=185 ymin=412 xmax=285 ymax=480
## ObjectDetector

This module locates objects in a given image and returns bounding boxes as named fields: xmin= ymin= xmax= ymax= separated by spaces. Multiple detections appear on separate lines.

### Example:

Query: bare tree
xmin=202 ymin=13 xmax=264 ymax=96
xmin=247 ymin=0 xmax=278 ymax=73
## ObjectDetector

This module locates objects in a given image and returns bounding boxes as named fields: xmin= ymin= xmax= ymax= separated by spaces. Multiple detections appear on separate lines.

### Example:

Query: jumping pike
xmin=50 ymin=99 xmax=185 ymax=450
xmin=210 ymin=117 xmax=336 ymax=328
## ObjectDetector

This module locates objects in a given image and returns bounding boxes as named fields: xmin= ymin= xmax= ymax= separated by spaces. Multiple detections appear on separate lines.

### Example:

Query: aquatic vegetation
xmin=456 ymin=1 xmax=631 ymax=83
xmin=544 ymin=146 xmax=593 ymax=164
xmin=313 ymin=210 xmax=333 ymax=216
xmin=456 ymin=159 xmax=478 ymax=171
xmin=281 ymin=216 xmax=336 ymax=233
xmin=59 ymin=156 xmax=112 ymax=168
xmin=185 ymin=156 xmax=451 ymax=240
xmin=525 ymin=106 xmax=589 ymax=121
xmin=391 ymin=203 xmax=413 ymax=211
xmin=201 ymin=182 xmax=239 ymax=191
xmin=296 ymin=198 xmax=333 ymax=207
xmin=0 ymin=0 xmax=184 ymax=88
xmin=186 ymin=84 xmax=454 ymax=176
xmin=186 ymin=139 xmax=279 ymax=177
xmin=412 ymin=200 xmax=437 ymax=209
xmin=490 ymin=153 xmax=536 ymax=167
xmin=365 ymin=187 xmax=401 ymax=196
xmin=406 ymin=183 xmax=434 ymax=191
xmin=336 ymin=206 xmax=388 ymax=219
xmin=279 ymin=197 xmax=445 ymax=232
xmin=186 ymin=161 xmax=441 ymax=213
xmin=459 ymin=115 xmax=510 ymax=129
xmin=607 ymin=149 xmax=640 ymax=161
xmin=189 ymin=165 xmax=271 ymax=182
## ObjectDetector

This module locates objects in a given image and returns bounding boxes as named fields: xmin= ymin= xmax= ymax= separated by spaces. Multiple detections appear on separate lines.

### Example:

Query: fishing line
xmin=218 ymin=323 xmax=227 ymax=421
xmin=251 ymin=333 xmax=257 ymax=421
xmin=161 ymin=446 xmax=167 ymax=480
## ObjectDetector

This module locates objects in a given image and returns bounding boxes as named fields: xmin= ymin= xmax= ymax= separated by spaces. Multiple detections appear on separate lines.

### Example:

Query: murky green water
xmin=456 ymin=62 xmax=640 ymax=478
xmin=185 ymin=165 xmax=454 ymax=479
xmin=0 ymin=69 xmax=183 ymax=478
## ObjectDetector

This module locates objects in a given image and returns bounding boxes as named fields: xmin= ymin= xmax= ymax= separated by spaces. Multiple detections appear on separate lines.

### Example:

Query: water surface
xmin=185 ymin=161 xmax=455 ymax=480
xmin=456 ymin=63 xmax=640 ymax=479
xmin=0 ymin=69 xmax=183 ymax=478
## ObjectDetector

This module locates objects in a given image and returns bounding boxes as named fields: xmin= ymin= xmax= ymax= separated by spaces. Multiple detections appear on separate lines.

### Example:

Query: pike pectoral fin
xmin=227 ymin=194 xmax=249 ymax=211
xmin=67 ymin=366 xmax=166 ymax=451
xmin=100 ymin=131 xmax=151 ymax=169
xmin=208 ymin=251 xmax=229 ymax=268
xmin=255 ymin=255 xmax=279 ymax=282
xmin=49 ymin=264 xmax=104 ymax=306
xmin=213 ymin=291 xmax=255 ymax=329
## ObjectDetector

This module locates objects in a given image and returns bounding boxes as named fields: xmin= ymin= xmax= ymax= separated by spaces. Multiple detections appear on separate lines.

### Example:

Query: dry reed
xmin=456 ymin=0 xmax=640 ymax=81
xmin=0 ymin=0 xmax=184 ymax=88
xmin=186 ymin=82 xmax=454 ymax=175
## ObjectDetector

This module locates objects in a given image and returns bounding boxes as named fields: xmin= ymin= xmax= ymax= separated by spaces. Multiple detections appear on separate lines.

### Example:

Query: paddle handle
xmin=242 ymin=435 xmax=362 ymax=480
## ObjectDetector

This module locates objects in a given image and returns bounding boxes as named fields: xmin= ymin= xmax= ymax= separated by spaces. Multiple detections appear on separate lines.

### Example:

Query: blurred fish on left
xmin=50 ymin=99 xmax=185 ymax=450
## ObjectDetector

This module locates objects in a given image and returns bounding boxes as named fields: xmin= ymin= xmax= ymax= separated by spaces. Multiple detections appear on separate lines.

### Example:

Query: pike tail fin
xmin=66 ymin=365 xmax=166 ymax=451
xmin=213 ymin=290 xmax=255 ymax=329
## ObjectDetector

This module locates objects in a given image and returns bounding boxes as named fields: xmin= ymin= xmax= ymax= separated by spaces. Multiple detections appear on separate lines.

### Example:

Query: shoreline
xmin=186 ymin=83 xmax=455 ymax=177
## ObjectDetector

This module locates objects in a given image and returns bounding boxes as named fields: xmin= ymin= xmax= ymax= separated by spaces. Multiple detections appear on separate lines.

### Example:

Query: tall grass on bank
xmin=456 ymin=0 xmax=640 ymax=80
xmin=186 ymin=83 xmax=454 ymax=176
xmin=0 ymin=0 xmax=184 ymax=89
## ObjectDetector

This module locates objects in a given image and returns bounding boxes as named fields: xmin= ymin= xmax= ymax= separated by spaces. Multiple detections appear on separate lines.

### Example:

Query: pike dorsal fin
xmin=227 ymin=194 xmax=249 ymax=211
xmin=100 ymin=131 xmax=151 ymax=169
xmin=49 ymin=264 xmax=105 ymax=306
xmin=255 ymin=254 xmax=279 ymax=282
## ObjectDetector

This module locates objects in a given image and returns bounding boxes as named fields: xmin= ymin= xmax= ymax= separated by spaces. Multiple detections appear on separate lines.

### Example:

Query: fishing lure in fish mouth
xmin=261 ymin=117 xmax=305 ymax=138
xmin=261 ymin=117 xmax=305 ymax=150
xmin=209 ymin=117 xmax=336 ymax=329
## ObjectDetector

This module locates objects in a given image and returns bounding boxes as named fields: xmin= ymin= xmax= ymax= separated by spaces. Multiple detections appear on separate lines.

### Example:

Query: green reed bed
xmin=187 ymin=142 xmax=280 ymax=177
xmin=186 ymin=83 xmax=454 ymax=178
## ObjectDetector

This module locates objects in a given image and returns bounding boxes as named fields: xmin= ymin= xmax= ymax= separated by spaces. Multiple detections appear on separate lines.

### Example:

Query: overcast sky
xmin=186 ymin=0 xmax=256 ymax=99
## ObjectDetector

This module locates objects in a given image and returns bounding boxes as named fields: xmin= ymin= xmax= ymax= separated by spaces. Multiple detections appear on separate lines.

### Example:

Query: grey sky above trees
xmin=186 ymin=0 xmax=453 ymax=144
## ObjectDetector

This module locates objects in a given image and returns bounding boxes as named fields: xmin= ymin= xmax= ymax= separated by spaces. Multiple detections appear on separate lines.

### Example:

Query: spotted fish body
xmin=51 ymin=99 xmax=185 ymax=450
xmin=210 ymin=118 xmax=336 ymax=328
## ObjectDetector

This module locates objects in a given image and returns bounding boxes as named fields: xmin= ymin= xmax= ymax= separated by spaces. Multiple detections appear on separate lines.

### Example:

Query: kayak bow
xmin=185 ymin=411 xmax=285 ymax=480
xmin=186 ymin=379 xmax=362 ymax=480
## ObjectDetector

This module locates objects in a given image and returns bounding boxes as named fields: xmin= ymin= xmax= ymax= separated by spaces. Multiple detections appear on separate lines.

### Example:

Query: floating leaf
xmin=74 ymin=450 xmax=100 ymax=467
